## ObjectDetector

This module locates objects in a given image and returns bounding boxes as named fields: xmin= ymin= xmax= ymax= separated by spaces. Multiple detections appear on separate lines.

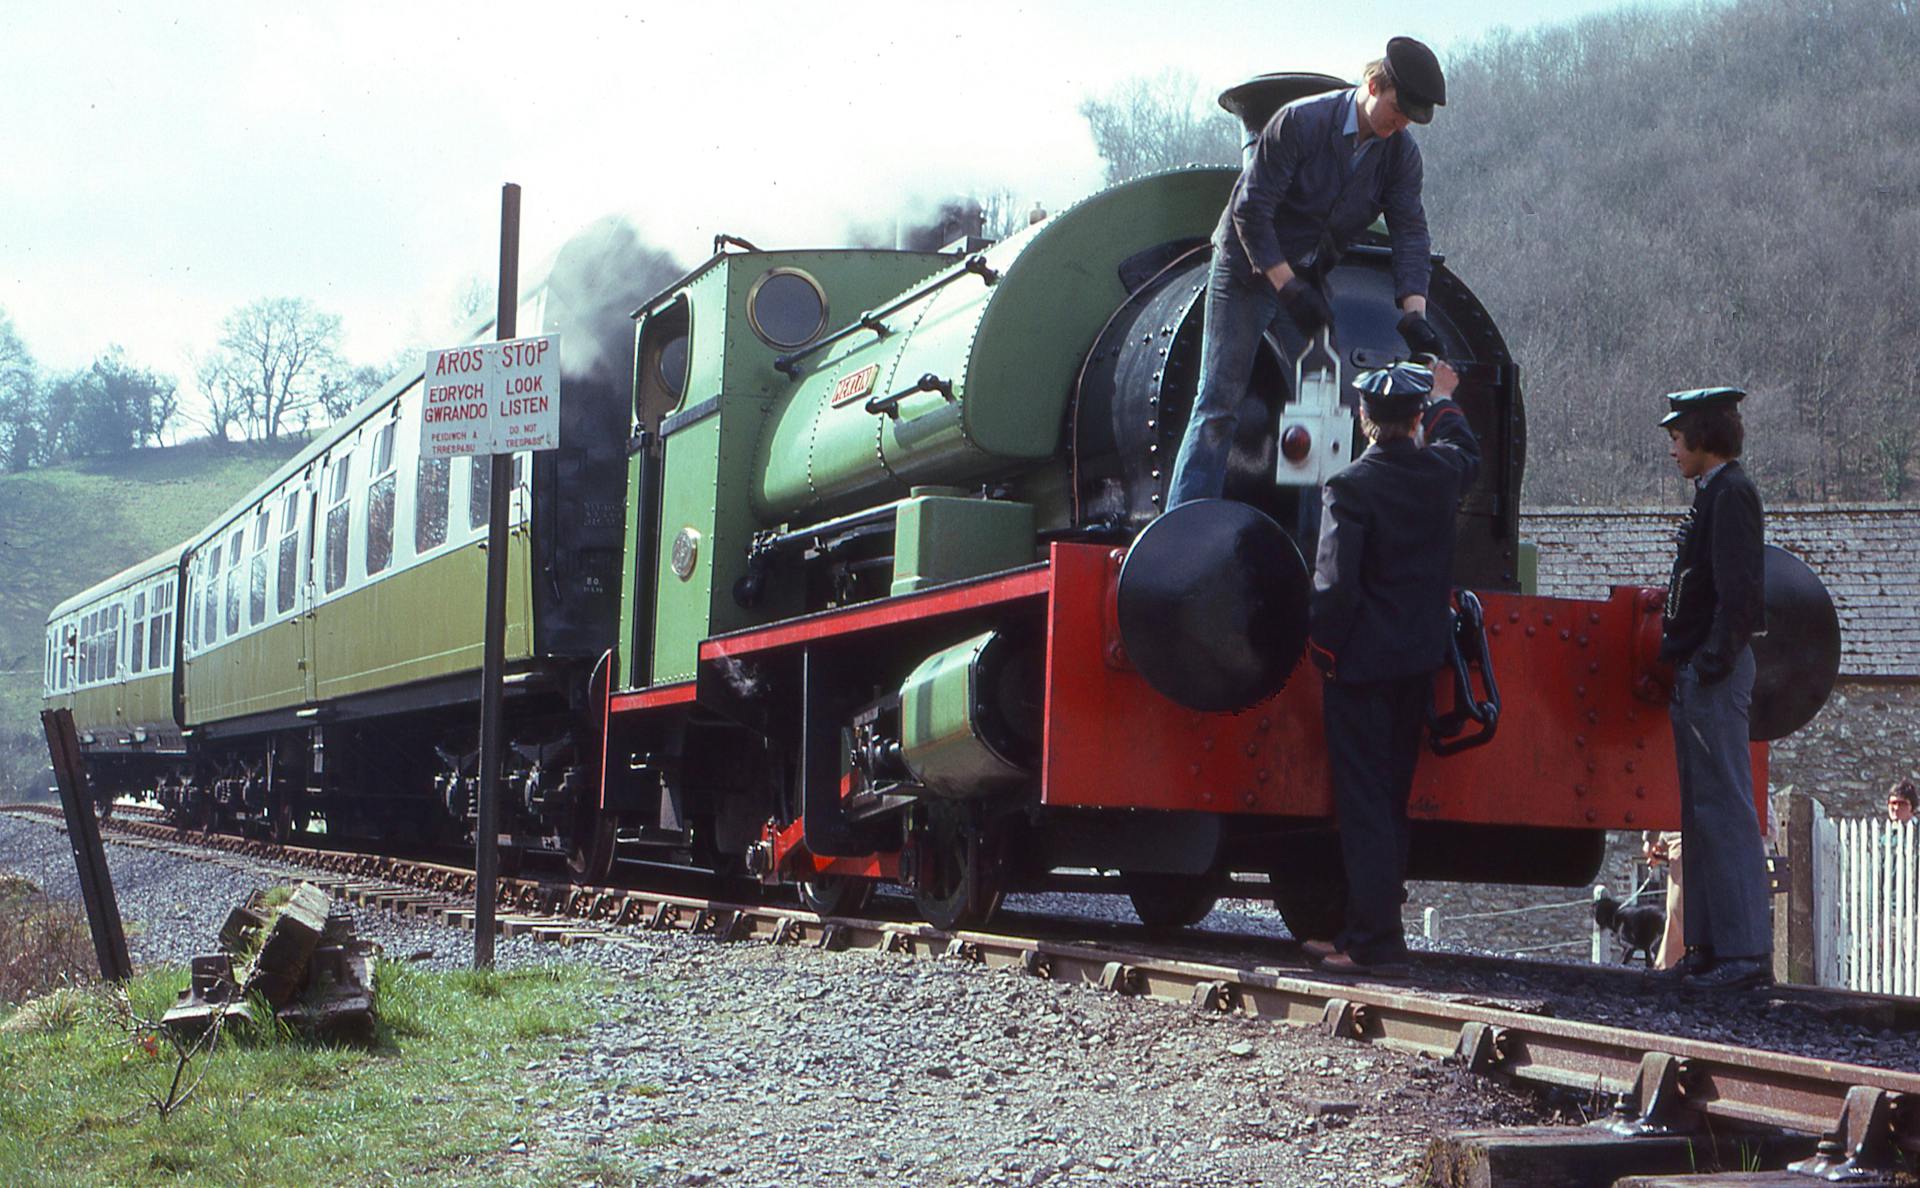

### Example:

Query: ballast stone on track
xmin=0 ymin=811 xmax=1559 ymax=1185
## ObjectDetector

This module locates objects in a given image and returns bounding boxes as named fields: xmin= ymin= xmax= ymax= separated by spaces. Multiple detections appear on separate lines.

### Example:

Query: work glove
xmin=1277 ymin=278 xmax=1334 ymax=339
xmin=1691 ymin=650 xmax=1731 ymax=685
xmin=1397 ymin=309 xmax=1443 ymax=357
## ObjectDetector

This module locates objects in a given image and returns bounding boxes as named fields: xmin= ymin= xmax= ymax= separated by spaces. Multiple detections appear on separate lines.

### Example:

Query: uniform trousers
xmin=1669 ymin=646 xmax=1771 ymax=960
xmin=1323 ymin=673 xmax=1430 ymax=963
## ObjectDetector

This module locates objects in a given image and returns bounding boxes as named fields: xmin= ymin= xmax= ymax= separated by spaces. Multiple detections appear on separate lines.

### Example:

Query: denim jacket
xmin=1213 ymin=88 xmax=1431 ymax=302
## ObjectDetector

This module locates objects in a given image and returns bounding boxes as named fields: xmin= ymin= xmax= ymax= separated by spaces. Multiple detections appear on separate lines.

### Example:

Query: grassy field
xmin=0 ymin=959 xmax=660 ymax=1186
xmin=0 ymin=438 xmax=305 ymax=794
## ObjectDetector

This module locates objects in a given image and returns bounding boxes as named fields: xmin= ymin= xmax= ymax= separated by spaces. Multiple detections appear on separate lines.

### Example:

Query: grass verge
xmin=0 ymin=959 xmax=665 ymax=1186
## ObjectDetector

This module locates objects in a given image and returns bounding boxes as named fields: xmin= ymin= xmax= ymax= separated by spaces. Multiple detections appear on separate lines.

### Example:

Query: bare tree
xmin=1080 ymin=69 xmax=1240 ymax=186
xmin=0 ymin=309 xmax=40 ymax=471
xmin=193 ymin=354 xmax=251 ymax=443
xmin=198 ymin=298 xmax=346 ymax=442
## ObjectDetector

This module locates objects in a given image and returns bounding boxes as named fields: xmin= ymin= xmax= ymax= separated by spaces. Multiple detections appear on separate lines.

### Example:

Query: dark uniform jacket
xmin=1660 ymin=461 xmax=1766 ymax=671
xmin=1308 ymin=400 xmax=1480 ymax=683
xmin=1214 ymin=88 xmax=1432 ymax=303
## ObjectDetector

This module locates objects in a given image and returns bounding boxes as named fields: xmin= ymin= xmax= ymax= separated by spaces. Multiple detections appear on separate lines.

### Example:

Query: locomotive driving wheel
xmin=1120 ymin=872 xmax=1218 ymax=930
xmin=796 ymin=874 xmax=875 ymax=917
xmin=1272 ymin=884 xmax=1347 ymax=945
xmin=911 ymin=801 xmax=1004 ymax=932
xmin=567 ymin=810 xmax=620 ymax=884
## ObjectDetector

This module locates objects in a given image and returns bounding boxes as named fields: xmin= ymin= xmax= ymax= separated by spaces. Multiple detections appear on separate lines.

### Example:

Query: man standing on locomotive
xmin=1166 ymin=36 xmax=1448 ymax=508
xmin=1656 ymin=388 xmax=1773 ymax=990
xmin=1303 ymin=361 xmax=1479 ymax=976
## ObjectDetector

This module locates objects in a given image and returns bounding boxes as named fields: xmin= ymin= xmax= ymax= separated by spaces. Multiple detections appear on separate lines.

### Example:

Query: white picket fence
xmin=1811 ymin=804 xmax=1919 ymax=993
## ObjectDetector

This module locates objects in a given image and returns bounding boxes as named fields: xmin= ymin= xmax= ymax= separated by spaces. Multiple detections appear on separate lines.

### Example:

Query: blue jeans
xmin=1670 ymin=646 xmax=1771 ymax=960
xmin=1166 ymin=254 xmax=1287 ymax=508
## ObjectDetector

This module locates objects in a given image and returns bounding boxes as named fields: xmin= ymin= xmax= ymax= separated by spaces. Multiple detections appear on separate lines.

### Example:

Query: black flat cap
xmin=1385 ymin=36 xmax=1446 ymax=124
xmin=1658 ymin=386 xmax=1746 ymax=427
xmin=1356 ymin=361 xmax=1433 ymax=419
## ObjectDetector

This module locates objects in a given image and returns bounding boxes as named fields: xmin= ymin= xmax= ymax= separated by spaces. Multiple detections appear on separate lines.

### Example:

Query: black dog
xmin=1593 ymin=894 xmax=1666 ymax=967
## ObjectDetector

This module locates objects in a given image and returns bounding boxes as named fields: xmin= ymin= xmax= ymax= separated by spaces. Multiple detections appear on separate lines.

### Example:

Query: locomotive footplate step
xmin=1426 ymin=1127 xmax=1812 ymax=1188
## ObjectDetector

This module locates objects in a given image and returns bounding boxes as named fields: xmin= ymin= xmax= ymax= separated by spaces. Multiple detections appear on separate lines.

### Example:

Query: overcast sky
xmin=5 ymin=0 xmax=1660 ymax=413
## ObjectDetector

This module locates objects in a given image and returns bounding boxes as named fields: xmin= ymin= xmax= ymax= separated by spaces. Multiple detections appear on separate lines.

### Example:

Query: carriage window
xmin=366 ymin=423 xmax=397 ymax=576
xmin=250 ymin=509 xmax=270 ymax=625
xmin=278 ymin=491 xmax=301 ymax=614
xmin=150 ymin=581 xmax=174 ymax=670
xmin=224 ymin=528 xmax=243 ymax=636
xmin=106 ymin=604 xmax=119 ymax=679
xmin=131 ymin=591 xmax=147 ymax=675
xmin=324 ymin=455 xmax=352 ymax=593
xmin=469 ymin=455 xmax=491 ymax=531
xmin=203 ymin=546 xmax=222 ymax=644
xmin=415 ymin=457 xmax=450 ymax=553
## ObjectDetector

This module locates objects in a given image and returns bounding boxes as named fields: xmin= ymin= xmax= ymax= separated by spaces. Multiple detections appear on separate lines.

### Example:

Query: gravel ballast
xmin=0 ymin=813 xmax=1564 ymax=1186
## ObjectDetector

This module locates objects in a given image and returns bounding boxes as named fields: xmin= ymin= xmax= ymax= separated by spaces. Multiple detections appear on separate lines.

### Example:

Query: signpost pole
xmin=41 ymin=708 xmax=132 ymax=982
xmin=474 ymin=182 xmax=521 ymax=968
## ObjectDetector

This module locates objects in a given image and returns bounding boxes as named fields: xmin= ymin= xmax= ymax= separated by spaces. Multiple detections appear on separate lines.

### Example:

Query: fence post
xmin=1772 ymin=789 xmax=1817 ymax=986
xmin=1811 ymin=800 xmax=1839 ymax=987
xmin=1590 ymin=884 xmax=1607 ymax=964
xmin=1423 ymin=907 xmax=1438 ymax=943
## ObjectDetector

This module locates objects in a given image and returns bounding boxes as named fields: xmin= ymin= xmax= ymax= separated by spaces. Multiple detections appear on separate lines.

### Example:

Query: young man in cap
xmin=1167 ymin=36 xmax=1448 ymax=508
xmin=1304 ymin=361 xmax=1479 ymax=975
xmin=1891 ymin=780 xmax=1918 ymax=826
xmin=1657 ymin=387 xmax=1773 ymax=990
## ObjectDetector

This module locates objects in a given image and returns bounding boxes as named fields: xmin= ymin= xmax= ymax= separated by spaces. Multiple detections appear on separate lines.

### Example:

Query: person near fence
xmin=1889 ymin=780 xmax=1916 ymax=825
xmin=1641 ymin=830 xmax=1686 ymax=968
xmin=1655 ymin=386 xmax=1773 ymax=990
xmin=1304 ymin=361 xmax=1479 ymax=977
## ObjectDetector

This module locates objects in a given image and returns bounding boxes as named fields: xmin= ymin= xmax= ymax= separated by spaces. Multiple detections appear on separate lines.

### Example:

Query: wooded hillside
xmin=1421 ymin=0 xmax=1919 ymax=504
xmin=1081 ymin=0 xmax=1919 ymax=505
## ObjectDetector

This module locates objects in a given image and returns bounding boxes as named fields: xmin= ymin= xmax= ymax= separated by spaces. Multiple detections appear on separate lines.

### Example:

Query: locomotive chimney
xmin=1216 ymin=72 xmax=1351 ymax=165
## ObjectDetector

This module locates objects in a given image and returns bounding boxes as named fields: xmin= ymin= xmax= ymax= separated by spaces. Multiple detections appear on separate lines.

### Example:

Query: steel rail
xmin=8 ymin=803 xmax=1916 ymax=1161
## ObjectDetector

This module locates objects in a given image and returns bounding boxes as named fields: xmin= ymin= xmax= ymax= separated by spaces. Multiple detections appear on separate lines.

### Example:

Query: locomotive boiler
xmin=46 ymin=73 xmax=1839 ymax=939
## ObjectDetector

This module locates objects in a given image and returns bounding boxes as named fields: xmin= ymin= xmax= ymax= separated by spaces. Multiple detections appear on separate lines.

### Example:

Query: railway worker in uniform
xmin=1304 ymin=361 xmax=1479 ymax=976
xmin=1656 ymin=387 xmax=1773 ymax=990
xmin=1166 ymin=36 xmax=1449 ymax=508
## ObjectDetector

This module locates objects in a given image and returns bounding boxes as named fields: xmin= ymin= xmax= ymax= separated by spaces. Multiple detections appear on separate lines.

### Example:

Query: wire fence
xmin=1421 ymin=885 xmax=1619 ymax=963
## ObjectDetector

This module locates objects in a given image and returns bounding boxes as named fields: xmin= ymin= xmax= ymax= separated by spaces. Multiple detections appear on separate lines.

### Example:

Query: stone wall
xmin=1411 ymin=504 xmax=1920 ymax=958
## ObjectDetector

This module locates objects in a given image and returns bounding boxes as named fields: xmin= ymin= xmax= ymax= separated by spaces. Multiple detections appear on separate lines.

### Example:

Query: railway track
xmin=7 ymin=801 xmax=1918 ymax=1179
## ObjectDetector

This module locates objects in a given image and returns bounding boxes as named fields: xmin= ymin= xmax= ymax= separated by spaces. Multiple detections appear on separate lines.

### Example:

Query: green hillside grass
xmin=0 ymin=438 xmax=307 ymax=794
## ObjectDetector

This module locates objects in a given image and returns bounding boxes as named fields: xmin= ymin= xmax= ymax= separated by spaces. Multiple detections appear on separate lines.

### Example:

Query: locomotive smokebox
xmin=1116 ymin=499 xmax=1311 ymax=712
xmin=1750 ymin=545 xmax=1841 ymax=741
